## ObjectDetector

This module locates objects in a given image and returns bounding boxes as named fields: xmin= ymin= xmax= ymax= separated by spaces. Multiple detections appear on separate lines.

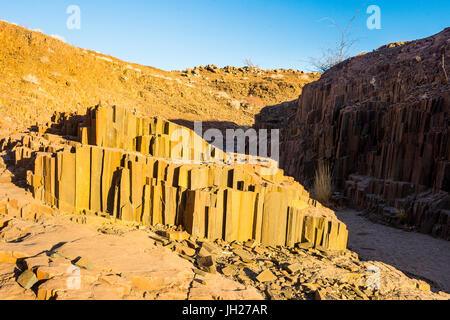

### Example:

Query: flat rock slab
xmin=233 ymin=248 xmax=255 ymax=263
xmin=256 ymin=270 xmax=277 ymax=283
xmin=17 ymin=270 xmax=38 ymax=290
xmin=74 ymin=257 xmax=94 ymax=270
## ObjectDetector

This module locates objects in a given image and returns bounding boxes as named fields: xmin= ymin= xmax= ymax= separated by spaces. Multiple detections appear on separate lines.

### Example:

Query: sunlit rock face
xmin=4 ymin=105 xmax=348 ymax=250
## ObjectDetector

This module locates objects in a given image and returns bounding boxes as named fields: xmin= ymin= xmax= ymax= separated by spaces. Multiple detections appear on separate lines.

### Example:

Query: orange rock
xmin=256 ymin=270 xmax=277 ymax=283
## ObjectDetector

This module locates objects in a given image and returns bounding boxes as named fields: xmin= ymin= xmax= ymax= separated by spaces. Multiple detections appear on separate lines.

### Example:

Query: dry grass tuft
xmin=313 ymin=162 xmax=333 ymax=205
xmin=395 ymin=209 xmax=407 ymax=223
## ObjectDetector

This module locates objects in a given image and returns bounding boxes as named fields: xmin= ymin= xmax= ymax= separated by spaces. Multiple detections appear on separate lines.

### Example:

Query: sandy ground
xmin=336 ymin=209 xmax=450 ymax=293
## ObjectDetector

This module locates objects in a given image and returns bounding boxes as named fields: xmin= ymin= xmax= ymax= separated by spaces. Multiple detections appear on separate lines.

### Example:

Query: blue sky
xmin=1 ymin=0 xmax=448 ymax=71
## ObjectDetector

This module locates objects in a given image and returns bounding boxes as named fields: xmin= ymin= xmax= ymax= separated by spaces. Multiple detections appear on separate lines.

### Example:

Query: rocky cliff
xmin=256 ymin=28 xmax=450 ymax=239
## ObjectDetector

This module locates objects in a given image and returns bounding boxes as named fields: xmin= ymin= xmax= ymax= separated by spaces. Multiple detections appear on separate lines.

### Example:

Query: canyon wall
xmin=256 ymin=28 xmax=450 ymax=239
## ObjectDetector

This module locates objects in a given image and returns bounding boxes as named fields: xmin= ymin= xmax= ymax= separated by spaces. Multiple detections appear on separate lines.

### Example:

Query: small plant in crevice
xmin=395 ymin=208 xmax=407 ymax=224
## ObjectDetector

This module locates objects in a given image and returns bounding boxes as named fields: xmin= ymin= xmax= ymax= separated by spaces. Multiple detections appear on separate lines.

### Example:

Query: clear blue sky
xmin=1 ymin=0 xmax=448 ymax=71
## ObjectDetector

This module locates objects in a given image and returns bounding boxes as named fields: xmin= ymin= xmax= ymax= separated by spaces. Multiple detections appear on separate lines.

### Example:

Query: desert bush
xmin=243 ymin=58 xmax=260 ymax=71
xmin=309 ymin=47 xmax=351 ymax=73
xmin=313 ymin=162 xmax=333 ymax=205
xmin=309 ymin=6 xmax=364 ymax=72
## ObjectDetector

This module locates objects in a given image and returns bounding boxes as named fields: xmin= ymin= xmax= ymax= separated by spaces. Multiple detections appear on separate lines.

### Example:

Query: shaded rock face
xmin=254 ymin=99 xmax=298 ymax=131
xmin=256 ymin=28 xmax=450 ymax=239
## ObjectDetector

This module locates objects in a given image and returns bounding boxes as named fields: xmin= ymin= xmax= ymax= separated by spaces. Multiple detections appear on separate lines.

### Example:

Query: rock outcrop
xmin=2 ymin=105 xmax=349 ymax=250
xmin=254 ymin=99 xmax=298 ymax=131
xmin=0 ymin=20 xmax=319 ymax=138
xmin=256 ymin=28 xmax=450 ymax=239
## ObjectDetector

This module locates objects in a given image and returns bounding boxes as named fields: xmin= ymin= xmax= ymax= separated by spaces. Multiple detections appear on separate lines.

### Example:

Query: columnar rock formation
xmin=2 ymin=105 xmax=349 ymax=250
xmin=255 ymin=100 xmax=298 ymax=131
xmin=256 ymin=28 xmax=449 ymax=239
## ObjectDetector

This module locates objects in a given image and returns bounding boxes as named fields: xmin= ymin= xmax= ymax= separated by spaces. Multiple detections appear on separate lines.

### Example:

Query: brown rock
xmin=193 ymin=268 xmax=208 ymax=277
xmin=233 ymin=248 xmax=254 ymax=263
xmin=238 ymin=274 xmax=251 ymax=283
xmin=74 ymin=257 xmax=94 ymax=270
xmin=302 ymin=283 xmax=319 ymax=291
xmin=23 ymin=255 xmax=50 ymax=270
xmin=149 ymin=233 xmax=170 ymax=245
xmin=253 ymin=246 xmax=266 ymax=255
xmin=197 ymin=256 xmax=216 ymax=274
xmin=175 ymin=245 xmax=196 ymax=257
xmin=244 ymin=240 xmax=256 ymax=248
xmin=416 ymin=281 xmax=431 ymax=292
xmin=201 ymin=242 xmax=221 ymax=255
xmin=17 ymin=270 xmax=38 ymax=290
xmin=285 ymin=263 xmax=302 ymax=274
xmin=314 ymin=289 xmax=326 ymax=300
xmin=256 ymin=270 xmax=277 ymax=283
xmin=197 ymin=247 xmax=211 ymax=258
xmin=164 ymin=230 xmax=190 ymax=242
xmin=221 ymin=265 xmax=237 ymax=277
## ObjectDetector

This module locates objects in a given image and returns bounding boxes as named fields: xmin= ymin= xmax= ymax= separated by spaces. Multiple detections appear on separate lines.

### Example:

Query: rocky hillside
xmin=0 ymin=20 xmax=319 ymax=137
xmin=256 ymin=28 xmax=450 ymax=239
